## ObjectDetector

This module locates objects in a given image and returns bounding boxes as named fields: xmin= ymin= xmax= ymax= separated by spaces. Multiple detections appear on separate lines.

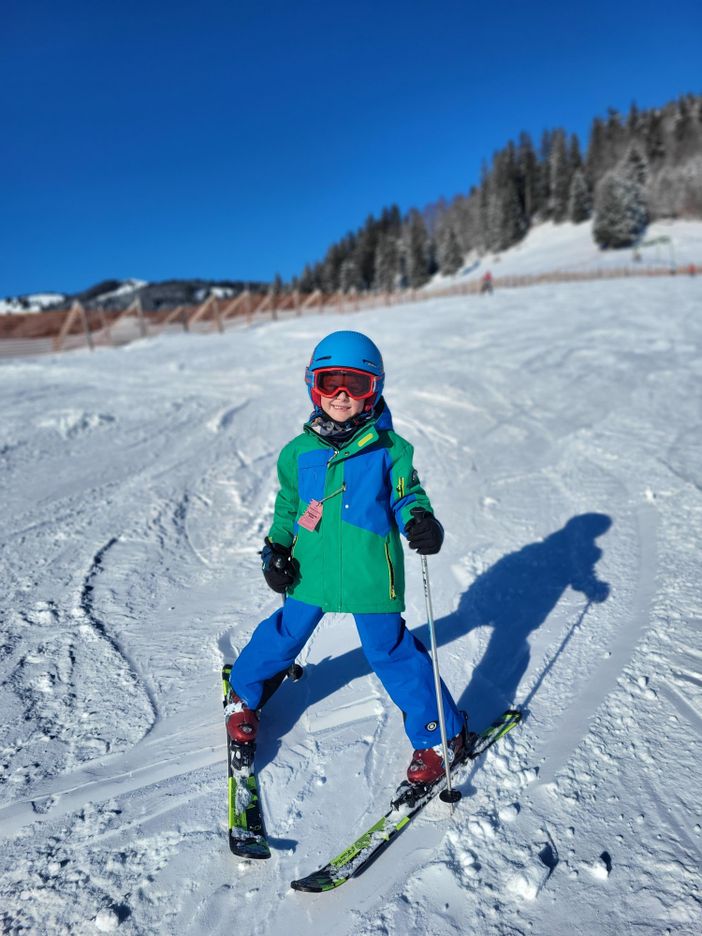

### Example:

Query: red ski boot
xmin=224 ymin=687 xmax=259 ymax=743
xmin=407 ymin=728 xmax=466 ymax=785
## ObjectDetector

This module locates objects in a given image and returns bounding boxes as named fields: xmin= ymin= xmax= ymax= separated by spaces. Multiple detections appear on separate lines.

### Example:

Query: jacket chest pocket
xmin=298 ymin=451 xmax=331 ymax=504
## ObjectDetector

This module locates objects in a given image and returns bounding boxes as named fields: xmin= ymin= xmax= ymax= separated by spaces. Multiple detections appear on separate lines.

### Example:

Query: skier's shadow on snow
xmin=259 ymin=513 xmax=611 ymax=774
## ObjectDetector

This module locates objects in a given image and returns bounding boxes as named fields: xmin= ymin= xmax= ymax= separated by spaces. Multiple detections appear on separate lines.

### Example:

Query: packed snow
xmin=1 ymin=273 xmax=701 ymax=935
xmin=429 ymin=218 xmax=702 ymax=288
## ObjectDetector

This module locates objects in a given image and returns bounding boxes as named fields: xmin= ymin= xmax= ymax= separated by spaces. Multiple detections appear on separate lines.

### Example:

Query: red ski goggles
xmin=311 ymin=367 xmax=377 ymax=400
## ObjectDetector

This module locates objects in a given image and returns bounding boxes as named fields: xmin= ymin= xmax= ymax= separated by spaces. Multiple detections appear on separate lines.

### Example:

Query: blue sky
xmin=2 ymin=0 xmax=701 ymax=296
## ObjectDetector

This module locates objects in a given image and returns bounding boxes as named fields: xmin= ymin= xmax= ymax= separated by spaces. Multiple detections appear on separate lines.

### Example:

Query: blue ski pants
xmin=229 ymin=596 xmax=463 ymax=749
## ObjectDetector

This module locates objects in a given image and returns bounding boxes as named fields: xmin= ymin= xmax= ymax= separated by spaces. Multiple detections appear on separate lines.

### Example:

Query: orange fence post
xmin=53 ymin=301 xmax=82 ymax=352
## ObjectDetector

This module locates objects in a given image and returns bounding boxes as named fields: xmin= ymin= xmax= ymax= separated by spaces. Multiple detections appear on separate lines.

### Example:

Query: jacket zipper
xmin=323 ymin=471 xmax=347 ymax=610
xmin=320 ymin=482 xmax=346 ymax=504
xmin=384 ymin=542 xmax=396 ymax=600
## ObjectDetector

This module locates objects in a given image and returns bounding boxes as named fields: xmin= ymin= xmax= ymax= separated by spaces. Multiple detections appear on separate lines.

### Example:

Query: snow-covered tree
xmin=586 ymin=117 xmax=607 ymax=186
xmin=626 ymin=100 xmax=642 ymax=138
xmin=436 ymin=223 xmax=464 ymax=275
xmin=568 ymin=169 xmax=592 ymax=223
xmin=339 ymin=256 xmax=361 ymax=293
xmin=487 ymin=147 xmax=528 ymax=251
xmin=648 ymin=159 xmax=702 ymax=218
xmin=593 ymin=171 xmax=648 ymax=248
xmin=292 ymin=94 xmax=702 ymax=288
xmin=643 ymin=109 xmax=665 ymax=165
xmin=320 ymin=243 xmax=345 ymax=293
xmin=374 ymin=236 xmax=400 ymax=292
xmin=624 ymin=144 xmax=648 ymax=187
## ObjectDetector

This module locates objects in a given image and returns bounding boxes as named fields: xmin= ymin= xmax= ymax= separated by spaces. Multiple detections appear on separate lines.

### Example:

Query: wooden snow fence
xmin=0 ymin=264 xmax=696 ymax=360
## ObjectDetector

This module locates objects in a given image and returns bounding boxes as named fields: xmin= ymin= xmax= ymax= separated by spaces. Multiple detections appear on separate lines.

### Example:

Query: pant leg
xmin=230 ymin=598 xmax=323 ymax=708
xmin=354 ymin=612 xmax=464 ymax=749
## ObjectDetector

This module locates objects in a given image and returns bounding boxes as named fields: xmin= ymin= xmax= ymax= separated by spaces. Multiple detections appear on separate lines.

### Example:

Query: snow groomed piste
xmin=290 ymin=709 xmax=522 ymax=892
xmin=1 ymin=270 xmax=701 ymax=934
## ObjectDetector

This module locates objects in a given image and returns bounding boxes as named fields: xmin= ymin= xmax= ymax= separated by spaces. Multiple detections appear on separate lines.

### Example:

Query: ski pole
xmin=420 ymin=555 xmax=461 ymax=805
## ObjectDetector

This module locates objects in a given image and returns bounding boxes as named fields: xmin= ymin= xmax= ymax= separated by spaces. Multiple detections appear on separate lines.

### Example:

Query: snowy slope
xmin=0 ymin=281 xmax=148 ymax=315
xmin=1 ymin=276 xmax=701 ymax=935
xmin=428 ymin=218 xmax=702 ymax=288
xmin=0 ymin=293 xmax=67 ymax=314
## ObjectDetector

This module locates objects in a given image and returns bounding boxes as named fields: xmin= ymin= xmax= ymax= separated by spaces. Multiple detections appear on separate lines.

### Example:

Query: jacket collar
xmin=304 ymin=398 xmax=393 ymax=453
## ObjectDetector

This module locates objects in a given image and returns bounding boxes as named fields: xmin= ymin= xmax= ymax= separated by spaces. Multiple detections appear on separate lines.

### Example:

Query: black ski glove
xmin=261 ymin=538 xmax=298 ymax=593
xmin=405 ymin=507 xmax=444 ymax=555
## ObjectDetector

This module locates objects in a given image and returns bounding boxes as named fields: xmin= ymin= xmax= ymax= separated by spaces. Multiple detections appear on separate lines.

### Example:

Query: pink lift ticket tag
xmin=298 ymin=499 xmax=323 ymax=531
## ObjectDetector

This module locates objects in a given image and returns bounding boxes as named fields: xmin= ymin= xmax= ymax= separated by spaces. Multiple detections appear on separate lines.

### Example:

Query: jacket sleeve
xmin=267 ymin=442 xmax=299 ymax=548
xmin=389 ymin=441 xmax=434 ymax=535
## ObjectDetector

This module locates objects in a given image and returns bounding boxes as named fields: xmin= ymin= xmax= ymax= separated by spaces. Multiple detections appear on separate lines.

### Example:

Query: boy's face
xmin=319 ymin=390 xmax=365 ymax=421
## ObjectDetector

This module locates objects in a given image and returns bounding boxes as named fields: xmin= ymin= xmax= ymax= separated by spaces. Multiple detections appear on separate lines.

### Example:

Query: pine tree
xmin=374 ymin=235 xmax=400 ymax=292
xmin=339 ymin=256 xmax=361 ymax=293
xmin=569 ymin=134 xmax=583 ymax=173
xmin=604 ymin=108 xmax=626 ymax=165
xmin=436 ymin=223 xmax=464 ymax=275
xmin=354 ymin=216 xmax=378 ymax=290
xmin=298 ymin=264 xmax=316 ymax=293
xmin=593 ymin=171 xmax=648 ymax=248
xmin=549 ymin=129 xmax=571 ymax=222
xmin=627 ymin=101 xmax=642 ymax=138
xmin=517 ymin=131 xmax=538 ymax=221
xmin=478 ymin=161 xmax=491 ymax=250
xmin=586 ymin=116 xmax=607 ymax=186
xmin=404 ymin=210 xmax=431 ymax=288
xmin=293 ymin=94 xmax=702 ymax=288
xmin=380 ymin=204 xmax=403 ymax=238
xmin=675 ymin=95 xmax=691 ymax=140
xmin=624 ymin=143 xmax=648 ymax=186
xmin=451 ymin=189 xmax=480 ymax=255
xmin=673 ymin=94 xmax=695 ymax=161
xmin=644 ymin=110 xmax=665 ymax=164
xmin=486 ymin=148 xmax=527 ymax=251
xmin=320 ymin=243 xmax=344 ymax=293
xmin=538 ymin=129 xmax=553 ymax=216
xmin=568 ymin=169 xmax=592 ymax=223
xmin=426 ymin=227 xmax=439 ymax=279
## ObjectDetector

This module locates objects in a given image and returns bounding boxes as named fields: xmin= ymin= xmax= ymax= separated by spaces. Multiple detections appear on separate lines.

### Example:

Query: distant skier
xmin=480 ymin=271 xmax=494 ymax=294
xmin=224 ymin=330 xmax=466 ymax=784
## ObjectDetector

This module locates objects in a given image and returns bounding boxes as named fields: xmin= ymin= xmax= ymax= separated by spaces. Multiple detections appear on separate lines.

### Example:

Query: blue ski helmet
xmin=305 ymin=331 xmax=385 ymax=408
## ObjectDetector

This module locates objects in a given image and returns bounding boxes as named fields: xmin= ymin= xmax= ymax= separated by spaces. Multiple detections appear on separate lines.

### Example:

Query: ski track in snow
xmin=1 ymin=277 xmax=702 ymax=935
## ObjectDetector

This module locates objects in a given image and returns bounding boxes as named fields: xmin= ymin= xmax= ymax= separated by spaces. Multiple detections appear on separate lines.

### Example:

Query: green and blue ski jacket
xmin=268 ymin=401 xmax=435 ymax=613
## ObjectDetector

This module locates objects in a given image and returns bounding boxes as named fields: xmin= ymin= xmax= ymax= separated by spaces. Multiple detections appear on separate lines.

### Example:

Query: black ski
xmin=290 ymin=708 xmax=522 ymax=892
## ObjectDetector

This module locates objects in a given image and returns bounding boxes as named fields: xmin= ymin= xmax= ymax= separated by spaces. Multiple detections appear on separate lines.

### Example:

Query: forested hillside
xmin=294 ymin=94 xmax=702 ymax=292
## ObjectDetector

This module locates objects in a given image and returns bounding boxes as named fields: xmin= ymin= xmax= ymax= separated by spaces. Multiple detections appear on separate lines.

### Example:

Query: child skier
xmin=225 ymin=330 xmax=466 ymax=784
